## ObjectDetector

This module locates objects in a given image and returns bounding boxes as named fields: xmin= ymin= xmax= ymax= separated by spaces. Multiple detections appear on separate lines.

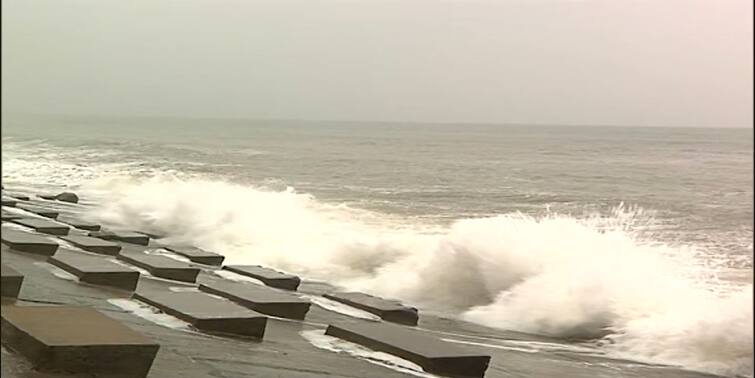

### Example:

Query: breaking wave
xmin=78 ymin=175 xmax=753 ymax=377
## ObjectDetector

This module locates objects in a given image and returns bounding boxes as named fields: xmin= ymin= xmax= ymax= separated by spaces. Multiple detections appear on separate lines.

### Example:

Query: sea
xmin=2 ymin=113 xmax=753 ymax=377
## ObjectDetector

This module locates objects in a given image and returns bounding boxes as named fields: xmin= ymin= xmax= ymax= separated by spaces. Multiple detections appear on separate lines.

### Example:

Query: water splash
xmin=75 ymin=175 xmax=754 ymax=376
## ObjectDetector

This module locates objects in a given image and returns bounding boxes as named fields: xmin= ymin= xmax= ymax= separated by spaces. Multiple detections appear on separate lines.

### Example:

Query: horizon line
xmin=2 ymin=111 xmax=752 ymax=130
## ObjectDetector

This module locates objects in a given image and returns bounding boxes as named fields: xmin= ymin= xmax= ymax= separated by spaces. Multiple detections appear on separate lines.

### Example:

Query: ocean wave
xmin=78 ymin=175 xmax=753 ymax=377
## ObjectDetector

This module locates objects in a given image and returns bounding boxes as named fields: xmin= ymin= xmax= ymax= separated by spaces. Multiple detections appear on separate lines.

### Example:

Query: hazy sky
xmin=2 ymin=0 xmax=752 ymax=127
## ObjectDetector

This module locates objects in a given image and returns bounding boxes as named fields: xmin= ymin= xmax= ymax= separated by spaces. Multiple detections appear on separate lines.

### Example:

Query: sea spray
xmin=83 ymin=175 xmax=753 ymax=377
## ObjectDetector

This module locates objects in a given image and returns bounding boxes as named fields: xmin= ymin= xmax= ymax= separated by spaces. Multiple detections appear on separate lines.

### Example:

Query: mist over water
xmin=2 ymin=118 xmax=753 ymax=376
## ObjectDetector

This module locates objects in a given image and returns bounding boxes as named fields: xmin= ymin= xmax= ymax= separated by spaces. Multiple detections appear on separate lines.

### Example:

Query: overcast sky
xmin=2 ymin=0 xmax=752 ymax=127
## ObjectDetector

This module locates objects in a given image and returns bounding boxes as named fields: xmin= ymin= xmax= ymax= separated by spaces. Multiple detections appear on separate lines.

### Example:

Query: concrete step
xmin=326 ymin=322 xmax=491 ymax=378
xmin=164 ymin=246 xmax=225 ymax=266
xmin=14 ymin=204 xmax=59 ymax=219
xmin=1 ymin=228 xmax=59 ymax=256
xmin=1 ymin=209 xmax=23 ymax=221
xmin=199 ymin=280 xmax=311 ymax=319
xmin=10 ymin=217 xmax=70 ymax=236
xmin=223 ymin=265 xmax=301 ymax=291
xmin=4 ymin=193 xmax=30 ymax=201
xmin=1 ymin=264 xmax=24 ymax=298
xmin=61 ymin=235 xmax=122 ymax=255
xmin=1 ymin=305 xmax=159 ymax=377
xmin=89 ymin=231 xmax=150 ymax=246
xmin=49 ymin=249 xmax=140 ymax=291
xmin=117 ymin=252 xmax=200 ymax=283
xmin=56 ymin=216 xmax=101 ymax=231
xmin=323 ymin=292 xmax=419 ymax=326
xmin=132 ymin=290 xmax=268 ymax=338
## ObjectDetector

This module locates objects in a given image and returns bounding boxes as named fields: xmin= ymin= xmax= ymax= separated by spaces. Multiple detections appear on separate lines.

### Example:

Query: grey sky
xmin=2 ymin=0 xmax=752 ymax=127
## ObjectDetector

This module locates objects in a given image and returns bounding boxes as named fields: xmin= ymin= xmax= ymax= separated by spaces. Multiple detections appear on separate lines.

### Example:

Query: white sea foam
xmin=26 ymin=174 xmax=755 ymax=377
xmin=304 ymin=295 xmax=382 ymax=322
xmin=213 ymin=269 xmax=266 ymax=286
xmin=108 ymin=298 xmax=192 ymax=330
xmin=145 ymin=248 xmax=192 ymax=263
xmin=440 ymin=337 xmax=604 ymax=356
xmin=300 ymin=329 xmax=438 ymax=377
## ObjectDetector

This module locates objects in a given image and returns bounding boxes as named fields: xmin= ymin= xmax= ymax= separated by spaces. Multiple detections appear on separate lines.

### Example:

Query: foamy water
xmin=108 ymin=298 xmax=192 ymax=330
xmin=2 ymin=122 xmax=752 ymax=377
xmin=301 ymin=329 xmax=438 ymax=377
xmin=67 ymin=176 xmax=750 ymax=377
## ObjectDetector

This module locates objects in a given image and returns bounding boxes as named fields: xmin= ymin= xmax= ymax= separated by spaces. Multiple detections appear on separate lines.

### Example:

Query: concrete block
xmin=57 ymin=216 xmax=101 ymax=231
xmin=323 ymin=292 xmax=419 ymax=326
xmin=14 ymin=204 xmax=59 ymax=219
xmin=5 ymin=193 xmax=30 ymax=201
xmin=90 ymin=231 xmax=150 ymax=246
xmin=223 ymin=265 xmax=301 ymax=291
xmin=1 ymin=228 xmax=59 ymax=256
xmin=132 ymin=290 xmax=268 ymax=338
xmin=165 ymin=246 xmax=225 ymax=265
xmin=61 ymin=235 xmax=122 ymax=255
xmin=49 ymin=249 xmax=140 ymax=291
xmin=117 ymin=253 xmax=200 ymax=283
xmin=1 ymin=305 xmax=159 ymax=377
xmin=325 ymin=322 xmax=490 ymax=378
xmin=138 ymin=231 xmax=163 ymax=239
xmin=1 ymin=197 xmax=17 ymax=207
xmin=10 ymin=217 xmax=70 ymax=236
xmin=1 ymin=209 xmax=23 ymax=222
xmin=1 ymin=264 xmax=24 ymax=298
xmin=199 ymin=280 xmax=311 ymax=319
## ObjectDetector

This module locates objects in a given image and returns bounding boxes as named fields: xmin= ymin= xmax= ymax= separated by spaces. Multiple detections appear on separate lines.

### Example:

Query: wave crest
xmin=82 ymin=175 xmax=753 ymax=377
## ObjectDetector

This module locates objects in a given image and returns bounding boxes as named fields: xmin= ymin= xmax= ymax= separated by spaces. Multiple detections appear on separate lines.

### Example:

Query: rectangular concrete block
xmin=61 ymin=235 xmax=122 ymax=255
xmin=14 ymin=204 xmax=59 ymax=219
xmin=199 ymin=280 xmax=311 ymax=319
xmin=138 ymin=231 xmax=164 ymax=239
xmin=323 ymin=292 xmax=419 ymax=326
xmin=117 ymin=253 xmax=200 ymax=283
xmin=223 ymin=265 xmax=301 ymax=291
xmin=1 ymin=209 xmax=23 ymax=221
xmin=5 ymin=193 xmax=30 ymax=201
xmin=1 ymin=196 xmax=17 ymax=207
xmin=164 ymin=246 xmax=225 ymax=266
xmin=49 ymin=249 xmax=140 ymax=291
xmin=90 ymin=231 xmax=150 ymax=246
xmin=132 ymin=290 xmax=268 ymax=338
xmin=1 ymin=228 xmax=59 ymax=256
xmin=57 ymin=216 xmax=101 ymax=231
xmin=1 ymin=264 xmax=24 ymax=298
xmin=1 ymin=305 xmax=159 ymax=377
xmin=325 ymin=322 xmax=491 ymax=378
xmin=9 ymin=218 xmax=70 ymax=236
